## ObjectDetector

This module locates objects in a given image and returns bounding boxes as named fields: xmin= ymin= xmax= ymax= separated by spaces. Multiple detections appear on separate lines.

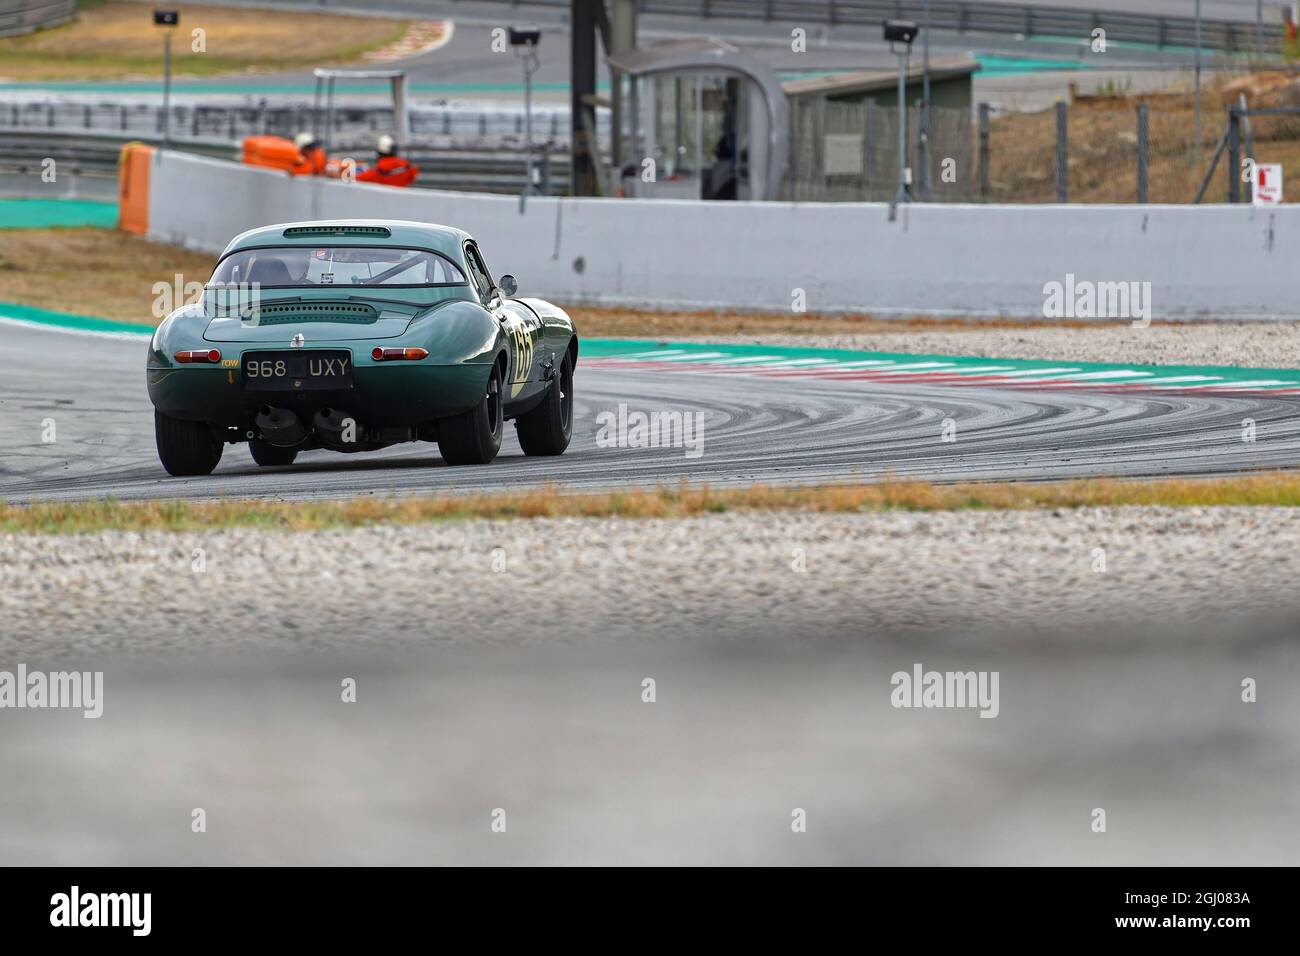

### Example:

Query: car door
xmin=464 ymin=241 xmax=545 ymax=405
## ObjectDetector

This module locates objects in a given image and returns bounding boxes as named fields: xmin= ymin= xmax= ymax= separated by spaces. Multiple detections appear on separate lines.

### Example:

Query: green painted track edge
xmin=4 ymin=304 xmax=1300 ymax=386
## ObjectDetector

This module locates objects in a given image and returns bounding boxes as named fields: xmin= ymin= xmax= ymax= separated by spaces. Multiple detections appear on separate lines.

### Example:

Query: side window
xmin=464 ymin=243 xmax=494 ymax=305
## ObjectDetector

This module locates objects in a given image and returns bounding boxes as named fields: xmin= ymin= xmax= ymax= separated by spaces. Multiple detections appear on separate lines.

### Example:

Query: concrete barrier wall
xmin=148 ymin=150 xmax=1300 ymax=319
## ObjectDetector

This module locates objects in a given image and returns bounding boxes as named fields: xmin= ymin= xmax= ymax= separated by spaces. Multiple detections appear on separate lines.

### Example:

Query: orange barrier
xmin=117 ymin=142 xmax=154 ymax=235
xmin=241 ymin=135 xmax=300 ymax=173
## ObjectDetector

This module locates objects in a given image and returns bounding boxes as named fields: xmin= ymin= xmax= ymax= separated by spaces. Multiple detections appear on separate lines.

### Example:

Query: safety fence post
xmin=1054 ymin=101 xmax=1069 ymax=203
xmin=1136 ymin=102 xmax=1148 ymax=203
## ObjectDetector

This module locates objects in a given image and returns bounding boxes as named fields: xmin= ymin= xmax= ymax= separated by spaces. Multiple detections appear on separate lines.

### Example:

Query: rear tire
xmin=515 ymin=349 xmax=573 ymax=456
xmin=437 ymin=362 xmax=503 ymax=465
xmin=154 ymin=409 xmax=223 ymax=477
xmin=249 ymin=439 xmax=298 ymax=467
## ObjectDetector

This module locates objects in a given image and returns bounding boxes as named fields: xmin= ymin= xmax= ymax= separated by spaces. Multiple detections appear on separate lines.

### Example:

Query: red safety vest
xmin=357 ymin=155 xmax=420 ymax=188
xmin=290 ymin=148 xmax=327 ymax=177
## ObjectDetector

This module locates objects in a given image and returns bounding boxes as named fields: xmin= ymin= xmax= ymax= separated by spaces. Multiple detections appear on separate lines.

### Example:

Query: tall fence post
xmin=863 ymin=100 xmax=874 ymax=199
xmin=918 ymin=100 xmax=930 ymax=201
xmin=1239 ymin=94 xmax=1254 ymax=204
xmin=978 ymin=102 xmax=990 ymax=201
xmin=787 ymin=98 xmax=799 ymax=201
xmin=1136 ymin=102 xmax=1149 ymax=203
xmin=813 ymin=95 xmax=825 ymax=198
xmin=1227 ymin=107 xmax=1241 ymax=203
xmin=1055 ymin=100 xmax=1068 ymax=203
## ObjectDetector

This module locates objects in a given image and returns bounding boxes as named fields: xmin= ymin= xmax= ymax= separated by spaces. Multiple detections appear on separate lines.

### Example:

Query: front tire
xmin=249 ymin=439 xmax=298 ymax=467
xmin=437 ymin=362 xmax=503 ymax=465
xmin=515 ymin=349 xmax=573 ymax=456
xmin=154 ymin=409 xmax=223 ymax=476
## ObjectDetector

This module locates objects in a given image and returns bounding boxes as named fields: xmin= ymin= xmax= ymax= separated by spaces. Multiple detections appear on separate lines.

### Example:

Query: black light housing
xmin=883 ymin=19 xmax=919 ymax=45
xmin=509 ymin=26 xmax=542 ymax=47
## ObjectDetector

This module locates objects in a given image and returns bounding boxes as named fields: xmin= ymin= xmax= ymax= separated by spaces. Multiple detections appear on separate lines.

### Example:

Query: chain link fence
xmin=8 ymin=89 xmax=1299 ymax=204
xmin=785 ymin=93 xmax=1300 ymax=205
xmin=981 ymin=104 xmax=1056 ymax=203
xmin=784 ymin=99 xmax=976 ymax=202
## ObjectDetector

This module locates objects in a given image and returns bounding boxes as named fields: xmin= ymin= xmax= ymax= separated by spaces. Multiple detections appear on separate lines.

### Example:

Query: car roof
xmin=221 ymin=220 xmax=473 ymax=261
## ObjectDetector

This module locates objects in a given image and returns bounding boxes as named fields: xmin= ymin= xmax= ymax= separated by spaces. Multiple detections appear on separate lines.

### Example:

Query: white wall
xmin=149 ymin=150 xmax=1300 ymax=319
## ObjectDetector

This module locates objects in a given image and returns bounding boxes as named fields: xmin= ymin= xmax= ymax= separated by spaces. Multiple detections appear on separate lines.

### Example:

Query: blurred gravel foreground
xmin=4 ymin=508 xmax=1299 ymax=864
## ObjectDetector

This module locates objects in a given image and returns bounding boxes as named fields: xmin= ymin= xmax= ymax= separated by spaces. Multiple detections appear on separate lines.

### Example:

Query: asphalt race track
xmin=4 ymin=320 xmax=1300 ymax=502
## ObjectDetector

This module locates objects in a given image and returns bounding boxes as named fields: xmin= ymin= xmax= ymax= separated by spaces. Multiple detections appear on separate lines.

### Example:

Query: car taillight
xmin=372 ymin=347 xmax=428 ymax=361
xmin=175 ymin=349 xmax=221 ymax=363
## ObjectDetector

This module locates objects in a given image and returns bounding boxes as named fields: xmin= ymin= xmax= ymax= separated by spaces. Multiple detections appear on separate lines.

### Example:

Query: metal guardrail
xmin=667 ymin=0 xmax=1278 ymax=52
xmin=0 ymin=0 xmax=74 ymax=38
xmin=0 ymin=129 xmax=236 ymax=179
xmin=121 ymin=0 xmax=1277 ymax=52
xmin=0 ymin=128 xmax=572 ymax=196
xmin=0 ymin=100 xmax=605 ymax=148
xmin=403 ymin=145 xmax=570 ymax=194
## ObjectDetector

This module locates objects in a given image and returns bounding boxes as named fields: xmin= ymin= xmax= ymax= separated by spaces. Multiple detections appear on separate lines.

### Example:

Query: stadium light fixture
xmin=884 ymin=20 xmax=919 ymax=212
xmin=511 ymin=27 xmax=543 ymax=210
xmin=154 ymin=11 xmax=179 ymax=151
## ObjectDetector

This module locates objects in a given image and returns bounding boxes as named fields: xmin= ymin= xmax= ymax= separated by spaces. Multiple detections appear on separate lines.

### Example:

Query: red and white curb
xmin=581 ymin=349 xmax=1300 ymax=397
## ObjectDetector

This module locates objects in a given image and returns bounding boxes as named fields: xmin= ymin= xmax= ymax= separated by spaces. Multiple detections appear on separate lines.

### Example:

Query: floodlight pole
xmin=893 ymin=41 xmax=912 ymax=207
xmin=521 ymin=40 xmax=539 ymax=207
xmin=921 ymin=0 xmax=931 ymax=200
xmin=525 ymin=46 xmax=534 ymax=199
xmin=162 ymin=30 xmax=173 ymax=150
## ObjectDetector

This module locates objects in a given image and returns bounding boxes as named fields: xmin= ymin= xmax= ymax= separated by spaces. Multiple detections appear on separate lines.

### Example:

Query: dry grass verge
xmin=0 ymin=2 xmax=408 ymax=81
xmin=0 ymin=228 xmax=217 ymax=323
xmin=7 ymin=473 xmax=1300 ymax=534
xmin=565 ymin=307 xmax=1115 ymax=338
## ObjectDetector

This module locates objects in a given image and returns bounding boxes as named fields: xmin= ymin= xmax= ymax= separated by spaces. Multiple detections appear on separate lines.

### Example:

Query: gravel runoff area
xmin=674 ymin=322 xmax=1300 ymax=368
xmin=3 ymin=505 xmax=1299 ymax=656
xmin=4 ymin=506 xmax=1299 ymax=864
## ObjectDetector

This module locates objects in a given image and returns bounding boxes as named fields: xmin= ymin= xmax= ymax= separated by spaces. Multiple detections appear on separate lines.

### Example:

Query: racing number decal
xmin=504 ymin=311 xmax=543 ymax=398
xmin=510 ymin=321 xmax=534 ymax=387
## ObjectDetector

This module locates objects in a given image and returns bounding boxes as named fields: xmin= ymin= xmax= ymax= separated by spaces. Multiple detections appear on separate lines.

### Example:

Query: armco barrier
xmin=127 ymin=0 xmax=1276 ymax=52
xmin=146 ymin=150 xmax=1300 ymax=320
xmin=0 ymin=0 xmax=74 ymax=38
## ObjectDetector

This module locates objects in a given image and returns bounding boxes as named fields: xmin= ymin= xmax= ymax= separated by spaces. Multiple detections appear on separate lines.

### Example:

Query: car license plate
xmin=241 ymin=350 xmax=353 ymax=391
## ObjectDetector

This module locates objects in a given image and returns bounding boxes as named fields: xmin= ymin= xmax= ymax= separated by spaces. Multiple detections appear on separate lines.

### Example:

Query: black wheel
xmin=515 ymin=349 xmax=573 ymax=456
xmin=437 ymin=361 xmax=504 ymax=465
xmin=249 ymin=439 xmax=298 ymax=467
xmin=154 ymin=409 xmax=223 ymax=476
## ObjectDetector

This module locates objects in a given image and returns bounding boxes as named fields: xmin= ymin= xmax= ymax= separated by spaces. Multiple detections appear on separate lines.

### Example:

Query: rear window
xmin=210 ymin=246 xmax=467 ymax=287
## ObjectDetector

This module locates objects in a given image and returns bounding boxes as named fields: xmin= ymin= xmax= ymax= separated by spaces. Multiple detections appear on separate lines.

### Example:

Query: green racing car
xmin=146 ymin=220 xmax=577 ymax=475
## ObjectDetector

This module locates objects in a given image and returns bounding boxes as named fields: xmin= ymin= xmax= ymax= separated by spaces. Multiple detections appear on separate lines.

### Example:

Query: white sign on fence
xmin=1253 ymin=163 xmax=1284 ymax=206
